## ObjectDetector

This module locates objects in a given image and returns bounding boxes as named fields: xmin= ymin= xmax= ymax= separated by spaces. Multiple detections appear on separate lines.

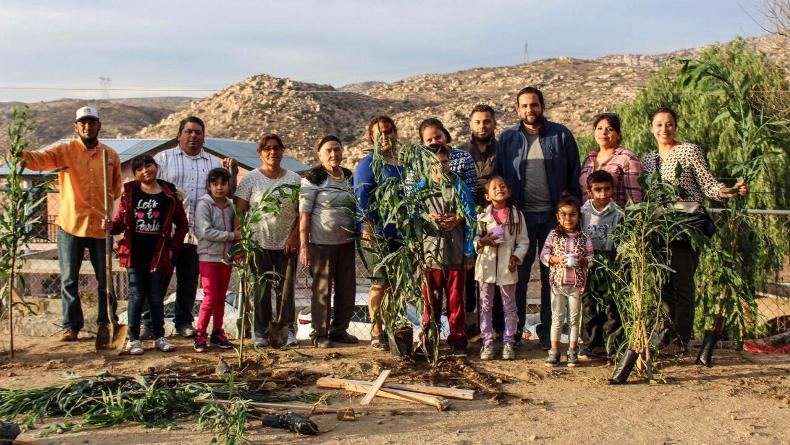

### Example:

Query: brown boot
xmin=59 ymin=329 xmax=79 ymax=342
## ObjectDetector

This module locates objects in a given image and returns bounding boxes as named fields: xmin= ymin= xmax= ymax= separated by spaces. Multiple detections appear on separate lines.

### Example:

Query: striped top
xmin=154 ymin=146 xmax=221 ymax=240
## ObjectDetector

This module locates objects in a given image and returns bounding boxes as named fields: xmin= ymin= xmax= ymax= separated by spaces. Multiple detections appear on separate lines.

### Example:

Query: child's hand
xmin=549 ymin=255 xmax=565 ymax=266
xmin=464 ymin=255 xmax=474 ymax=270
xmin=233 ymin=229 xmax=241 ymax=240
xmin=508 ymin=255 xmax=519 ymax=272
xmin=578 ymin=256 xmax=589 ymax=268
xmin=233 ymin=252 xmax=246 ymax=264
xmin=478 ymin=233 xmax=497 ymax=247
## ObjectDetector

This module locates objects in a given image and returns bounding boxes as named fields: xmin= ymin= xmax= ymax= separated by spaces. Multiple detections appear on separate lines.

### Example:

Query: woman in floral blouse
xmin=579 ymin=112 xmax=643 ymax=207
xmin=643 ymin=106 xmax=747 ymax=351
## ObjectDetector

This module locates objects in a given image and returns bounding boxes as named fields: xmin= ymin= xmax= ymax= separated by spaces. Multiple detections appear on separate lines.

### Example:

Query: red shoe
xmin=194 ymin=332 xmax=209 ymax=353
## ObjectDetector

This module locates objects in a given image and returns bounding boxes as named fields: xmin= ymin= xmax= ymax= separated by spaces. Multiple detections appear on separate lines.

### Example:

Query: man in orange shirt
xmin=23 ymin=106 xmax=122 ymax=341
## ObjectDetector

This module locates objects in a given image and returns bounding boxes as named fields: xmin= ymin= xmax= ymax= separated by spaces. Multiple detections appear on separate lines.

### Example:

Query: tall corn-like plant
xmin=678 ymin=59 xmax=788 ymax=363
xmin=229 ymin=183 xmax=299 ymax=366
xmin=606 ymin=171 xmax=700 ymax=380
xmin=1 ymin=107 xmax=60 ymax=359
xmin=362 ymin=135 xmax=474 ymax=363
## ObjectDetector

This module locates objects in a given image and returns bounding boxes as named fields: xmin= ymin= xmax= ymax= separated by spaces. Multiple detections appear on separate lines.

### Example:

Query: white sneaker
xmin=154 ymin=337 xmax=175 ymax=352
xmin=176 ymin=325 xmax=196 ymax=338
xmin=480 ymin=343 xmax=495 ymax=360
xmin=502 ymin=343 xmax=516 ymax=360
xmin=126 ymin=340 xmax=144 ymax=355
xmin=253 ymin=337 xmax=269 ymax=348
xmin=285 ymin=331 xmax=298 ymax=347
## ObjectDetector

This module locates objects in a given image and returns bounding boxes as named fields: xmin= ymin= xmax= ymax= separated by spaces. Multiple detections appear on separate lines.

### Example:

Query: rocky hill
xmin=0 ymin=97 xmax=190 ymax=152
xmin=136 ymin=33 xmax=789 ymax=168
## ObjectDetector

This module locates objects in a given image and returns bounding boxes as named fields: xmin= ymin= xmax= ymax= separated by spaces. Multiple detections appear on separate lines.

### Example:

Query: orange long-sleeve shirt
xmin=23 ymin=139 xmax=121 ymax=239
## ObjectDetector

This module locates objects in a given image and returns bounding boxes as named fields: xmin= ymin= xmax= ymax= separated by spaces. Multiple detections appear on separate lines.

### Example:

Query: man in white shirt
xmin=151 ymin=116 xmax=236 ymax=337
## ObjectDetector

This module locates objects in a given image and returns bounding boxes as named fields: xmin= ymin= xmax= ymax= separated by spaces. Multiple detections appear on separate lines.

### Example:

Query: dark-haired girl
xmin=194 ymin=168 xmax=239 ymax=352
xmin=104 ymin=154 xmax=188 ymax=355
xmin=475 ymin=176 xmax=528 ymax=360
xmin=539 ymin=196 xmax=593 ymax=367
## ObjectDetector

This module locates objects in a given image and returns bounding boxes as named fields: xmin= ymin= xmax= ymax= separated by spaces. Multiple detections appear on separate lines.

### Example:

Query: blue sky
xmin=0 ymin=0 xmax=768 ymax=102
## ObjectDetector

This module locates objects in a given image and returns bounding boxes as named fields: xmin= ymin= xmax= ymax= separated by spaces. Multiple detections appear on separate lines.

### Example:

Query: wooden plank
xmin=317 ymin=377 xmax=451 ymax=411
xmin=360 ymin=369 xmax=391 ymax=405
xmin=340 ymin=378 xmax=474 ymax=400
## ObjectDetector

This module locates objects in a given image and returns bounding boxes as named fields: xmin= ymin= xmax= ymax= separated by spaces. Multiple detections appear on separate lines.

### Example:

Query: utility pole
xmin=523 ymin=41 xmax=529 ymax=64
xmin=99 ymin=76 xmax=111 ymax=100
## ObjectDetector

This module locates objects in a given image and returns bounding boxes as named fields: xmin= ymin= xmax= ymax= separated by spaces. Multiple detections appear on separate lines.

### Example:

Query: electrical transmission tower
xmin=523 ymin=41 xmax=529 ymax=64
xmin=99 ymin=76 xmax=111 ymax=100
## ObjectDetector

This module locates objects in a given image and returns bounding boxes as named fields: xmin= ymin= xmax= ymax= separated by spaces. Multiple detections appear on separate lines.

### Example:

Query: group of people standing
xmin=25 ymin=83 xmax=746 ymax=361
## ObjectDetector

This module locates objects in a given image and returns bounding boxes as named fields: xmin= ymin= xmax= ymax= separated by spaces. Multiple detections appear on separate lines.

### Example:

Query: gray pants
xmin=309 ymin=243 xmax=356 ymax=337
xmin=551 ymin=284 xmax=582 ymax=345
xmin=252 ymin=249 xmax=296 ymax=340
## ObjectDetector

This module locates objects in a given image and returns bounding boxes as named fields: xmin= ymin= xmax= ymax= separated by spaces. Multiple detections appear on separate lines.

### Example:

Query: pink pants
xmin=197 ymin=261 xmax=232 ymax=334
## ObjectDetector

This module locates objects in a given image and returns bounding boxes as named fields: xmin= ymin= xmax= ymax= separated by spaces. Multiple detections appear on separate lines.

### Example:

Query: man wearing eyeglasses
xmin=152 ymin=116 xmax=237 ymax=338
xmin=22 ymin=106 xmax=122 ymax=342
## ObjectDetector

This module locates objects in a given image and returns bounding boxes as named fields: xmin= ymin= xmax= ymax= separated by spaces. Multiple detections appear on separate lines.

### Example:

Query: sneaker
xmin=312 ymin=336 xmax=331 ymax=348
xmin=578 ymin=347 xmax=594 ymax=362
xmin=194 ymin=333 xmax=209 ymax=353
xmin=59 ymin=329 xmax=79 ymax=342
xmin=502 ymin=343 xmax=515 ymax=360
xmin=449 ymin=345 xmax=468 ymax=358
xmin=567 ymin=348 xmax=579 ymax=367
xmin=176 ymin=325 xmax=196 ymax=338
xmin=284 ymin=331 xmax=298 ymax=347
xmin=545 ymin=349 xmax=560 ymax=367
xmin=371 ymin=333 xmax=390 ymax=351
xmin=154 ymin=337 xmax=175 ymax=352
xmin=329 ymin=330 xmax=359 ymax=344
xmin=479 ymin=343 xmax=495 ymax=360
xmin=126 ymin=339 xmax=144 ymax=355
xmin=253 ymin=337 xmax=269 ymax=349
xmin=210 ymin=330 xmax=234 ymax=349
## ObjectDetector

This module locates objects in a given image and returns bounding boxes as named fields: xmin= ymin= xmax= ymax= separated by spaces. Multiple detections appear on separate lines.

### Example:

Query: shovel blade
xmin=96 ymin=322 xmax=128 ymax=350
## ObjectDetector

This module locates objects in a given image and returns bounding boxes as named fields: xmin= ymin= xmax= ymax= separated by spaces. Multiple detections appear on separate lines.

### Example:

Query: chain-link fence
xmin=12 ymin=212 xmax=790 ymax=343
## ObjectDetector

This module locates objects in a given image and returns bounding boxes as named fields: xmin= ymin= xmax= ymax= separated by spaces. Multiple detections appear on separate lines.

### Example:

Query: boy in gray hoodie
xmin=579 ymin=170 xmax=624 ymax=360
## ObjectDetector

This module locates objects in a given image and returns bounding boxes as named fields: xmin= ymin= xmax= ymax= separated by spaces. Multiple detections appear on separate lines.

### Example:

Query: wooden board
xmin=360 ymin=369 xmax=391 ymax=405
xmin=317 ymin=377 xmax=451 ymax=411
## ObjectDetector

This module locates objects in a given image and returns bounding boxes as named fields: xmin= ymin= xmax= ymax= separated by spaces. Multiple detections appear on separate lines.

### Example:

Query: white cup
xmin=565 ymin=253 xmax=578 ymax=267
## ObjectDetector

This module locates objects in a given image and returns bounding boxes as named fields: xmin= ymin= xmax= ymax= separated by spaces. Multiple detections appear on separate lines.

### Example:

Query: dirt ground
xmin=1 ymin=333 xmax=789 ymax=445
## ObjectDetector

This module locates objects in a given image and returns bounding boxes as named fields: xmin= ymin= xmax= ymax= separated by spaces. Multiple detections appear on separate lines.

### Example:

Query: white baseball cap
xmin=75 ymin=106 xmax=99 ymax=121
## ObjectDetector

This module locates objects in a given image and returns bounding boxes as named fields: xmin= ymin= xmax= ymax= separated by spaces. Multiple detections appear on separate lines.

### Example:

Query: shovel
xmin=267 ymin=256 xmax=295 ymax=349
xmin=96 ymin=148 xmax=127 ymax=350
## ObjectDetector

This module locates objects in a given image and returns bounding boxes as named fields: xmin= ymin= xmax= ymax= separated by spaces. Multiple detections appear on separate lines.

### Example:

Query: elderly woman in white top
xmin=642 ymin=106 xmax=747 ymax=350
xmin=299 ymin=135 xmax=358 ymax=348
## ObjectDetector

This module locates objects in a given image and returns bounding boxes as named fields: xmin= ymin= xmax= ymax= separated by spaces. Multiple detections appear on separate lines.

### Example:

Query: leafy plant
xmin=361 ymin=135 xmax=474 ymax=363
xmin=230 ymin=183 xmax=300 ymax=366
xmin=605 ymin=171 xmax=701 ymax=380
xmin=614 ymin=39 xmax=790 ymax=340
xmin=0 ymin=107 xmax=60 ymax=358
xmin=678 ymin=58 xmax=787 ymax=347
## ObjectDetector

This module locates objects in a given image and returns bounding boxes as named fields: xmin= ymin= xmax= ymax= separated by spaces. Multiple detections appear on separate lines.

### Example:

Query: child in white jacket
xmin=475 ymin=176 xmax=528 ymax=360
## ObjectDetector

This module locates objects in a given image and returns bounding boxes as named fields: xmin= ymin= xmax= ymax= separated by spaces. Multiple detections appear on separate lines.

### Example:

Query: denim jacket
xmin=494 ymin=119 xmax=581 ymax=211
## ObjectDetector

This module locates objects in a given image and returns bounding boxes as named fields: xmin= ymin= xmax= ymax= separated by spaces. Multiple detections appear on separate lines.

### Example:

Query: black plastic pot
xmin=609 ymin=348 xmax=639 ymax=385
xmin=389 ymin=327 xmax=413 ymax=358
xmin=696 ymin=330 xmax=718 ymax=367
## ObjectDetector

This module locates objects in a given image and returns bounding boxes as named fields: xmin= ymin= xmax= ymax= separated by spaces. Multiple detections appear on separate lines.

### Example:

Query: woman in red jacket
xmin=104 ymin=154 xmax=188 ymax=355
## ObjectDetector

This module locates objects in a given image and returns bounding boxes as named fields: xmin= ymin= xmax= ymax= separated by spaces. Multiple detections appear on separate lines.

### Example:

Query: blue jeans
xmin=57 ymin=228 xmax=110 ymax=331
xmin=126 ymin=268 xmax=172 ymax=340
xmin=515 ymin=211 xmax=554 ymax=347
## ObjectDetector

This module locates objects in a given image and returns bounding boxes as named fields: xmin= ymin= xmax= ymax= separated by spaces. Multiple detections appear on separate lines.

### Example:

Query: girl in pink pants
xmin=475 ymin=177 xmax=529 ymax=360
xmin=194 ymin=168 xmax=240 ymax=352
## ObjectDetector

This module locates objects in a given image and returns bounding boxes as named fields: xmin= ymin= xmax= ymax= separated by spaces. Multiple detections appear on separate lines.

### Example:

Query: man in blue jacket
xmin=494 ymin=86 xmax=581 ymax=350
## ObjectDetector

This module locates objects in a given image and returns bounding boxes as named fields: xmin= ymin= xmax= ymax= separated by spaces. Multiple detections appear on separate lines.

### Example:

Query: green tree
xmin=614 ymin=39 xmax=790 ymax=339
